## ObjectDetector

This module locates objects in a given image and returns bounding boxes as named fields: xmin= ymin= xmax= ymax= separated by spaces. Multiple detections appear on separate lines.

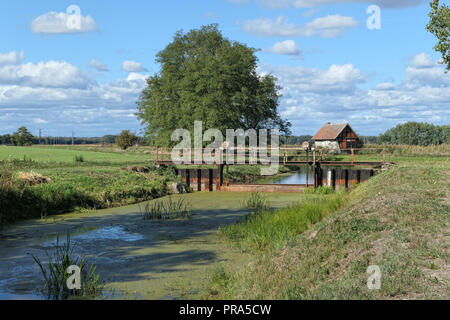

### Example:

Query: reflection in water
xmin=42 ymin=226 xmax=144 ymax=247
xmin=258 ymin=167 xmax=315 ymax=185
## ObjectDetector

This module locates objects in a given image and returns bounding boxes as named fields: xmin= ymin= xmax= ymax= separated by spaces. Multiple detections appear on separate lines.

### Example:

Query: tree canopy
xmin=137 ymin=24 xmax=291 ymax=147
xmin=378 ymin=122 xmax=450 ymax=146
xmin=427 ymin=0 xmax=450 ymax=71
xmin=12 ymin=127 xmax=34 ymax=146
xmin=117 ymin=130 xmax=138 ymax=150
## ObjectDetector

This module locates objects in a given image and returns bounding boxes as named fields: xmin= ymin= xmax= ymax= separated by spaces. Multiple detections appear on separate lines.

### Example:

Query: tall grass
xmin=32 ymin=233 xmax=104 ymax=300
xmin=221 ymin=193 xmax=344 ymax=251
xmin=241 ymin=192 xmax=269 ymax=214
xmin=140 ymin=196 xmax=192 ymax=220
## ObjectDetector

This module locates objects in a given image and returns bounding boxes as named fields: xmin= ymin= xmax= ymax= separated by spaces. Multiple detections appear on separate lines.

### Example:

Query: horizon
xmin=1 ymin=0 xmax=449 ymax=138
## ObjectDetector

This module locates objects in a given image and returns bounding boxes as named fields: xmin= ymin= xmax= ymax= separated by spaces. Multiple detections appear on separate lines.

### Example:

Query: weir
xmin=156 ymin=147 xmax=388 ymax=193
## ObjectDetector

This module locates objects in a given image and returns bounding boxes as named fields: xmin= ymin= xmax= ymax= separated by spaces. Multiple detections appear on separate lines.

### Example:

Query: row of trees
xmin=378 ymin=122 xmax=450 ymax=146
xmin=0 ymin=127 xmax=34 ymax=146
xmin=0 ymin=127 xmax=141 ymax=149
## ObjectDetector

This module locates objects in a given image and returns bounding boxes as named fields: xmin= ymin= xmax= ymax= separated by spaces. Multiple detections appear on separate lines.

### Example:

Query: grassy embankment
xmin=0 ymin=145 xmax=177 ymax=226
xmin=207 ymin=147 xmax=449 ymax=299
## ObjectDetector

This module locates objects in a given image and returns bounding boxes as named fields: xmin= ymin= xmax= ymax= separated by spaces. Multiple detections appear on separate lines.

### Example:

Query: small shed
xmin=313 ymin=123 xmax=359 ymax=151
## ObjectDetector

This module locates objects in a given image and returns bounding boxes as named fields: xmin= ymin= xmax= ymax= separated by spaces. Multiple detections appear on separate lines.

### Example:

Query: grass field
xmin=0 ymin=145 xmax=153 ymax=163
xmin=0 ymin=145 xmax=176 ymax=226
xmin=206 ymin=151 xmax=450 ymax=300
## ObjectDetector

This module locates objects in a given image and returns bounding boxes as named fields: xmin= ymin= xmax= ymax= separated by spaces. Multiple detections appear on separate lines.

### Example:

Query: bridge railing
xmin=154 ymin=146 xmax=389 ymax=166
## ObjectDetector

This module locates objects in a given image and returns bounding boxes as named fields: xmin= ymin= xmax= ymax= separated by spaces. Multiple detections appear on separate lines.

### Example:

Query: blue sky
xmin=0 ymin=0 xmax=448 ymax=137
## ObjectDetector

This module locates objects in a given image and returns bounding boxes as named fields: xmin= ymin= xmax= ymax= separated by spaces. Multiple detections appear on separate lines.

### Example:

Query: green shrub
xmin=303 ymin=186 xmax=335 ymax=195
xmin=74 ymin=155 xmax=84 ymax=163
xmin=140 ymin=196 xmax=192 ymax=220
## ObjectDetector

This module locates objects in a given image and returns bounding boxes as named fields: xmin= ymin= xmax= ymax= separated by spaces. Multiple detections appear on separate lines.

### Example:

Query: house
xmin=313 ymin=123 xmax=359 ymax=152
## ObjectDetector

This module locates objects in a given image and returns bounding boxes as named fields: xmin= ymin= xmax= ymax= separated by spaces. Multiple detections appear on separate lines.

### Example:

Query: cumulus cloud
xmin=242 ymin=15 xmax=358 ymax=38
xmin=31 ymin=10 xmax=97 ymax=34
xmin=265 ymin=40 xmax=303 ymax=56
xmin=0 ymin=51 xmax=25 ymax=66
xmin=0 ymin=57 xmax=149 ymax=136
xmin=299 ymin=15 xmax=358 ymax=38
xmin=88 ymin=59 xmax=109 ymax=72
xmin=263 ymin=53 xmax=449 ymax=134
xmin=410 ymin=52 xmax=435 ymax=68
xmin=121 ymin=60 xmax=147 ymax=72
xmin=0 ymin=61 xmax=93 ymax=89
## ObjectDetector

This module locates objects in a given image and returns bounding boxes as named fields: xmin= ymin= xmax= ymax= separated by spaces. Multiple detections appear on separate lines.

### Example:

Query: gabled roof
xmin=313 ymin=123 xmax=350 ymax=140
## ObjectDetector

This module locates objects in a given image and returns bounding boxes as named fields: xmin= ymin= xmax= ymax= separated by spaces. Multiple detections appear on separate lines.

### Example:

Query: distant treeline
xmin=0 ymin=134 xmax=119 ymax=145
xmin=378 ymin=122 xmax=450 ymax=146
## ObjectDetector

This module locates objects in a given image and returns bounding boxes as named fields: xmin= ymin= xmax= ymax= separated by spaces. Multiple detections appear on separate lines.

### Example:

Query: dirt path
xmin=0 ymin=192 xmax=302 ymax=300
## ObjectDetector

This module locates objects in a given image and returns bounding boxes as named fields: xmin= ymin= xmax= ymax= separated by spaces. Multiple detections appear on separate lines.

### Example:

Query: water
xmin=42 ymin=226 xmax=144 ymax=247
xmin=256 ymin=167 xmax=315 ymax=185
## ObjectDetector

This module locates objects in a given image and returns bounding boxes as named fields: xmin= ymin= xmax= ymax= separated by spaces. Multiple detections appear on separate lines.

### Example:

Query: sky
xmin=0 ymin=0 xmax=448 ymax=137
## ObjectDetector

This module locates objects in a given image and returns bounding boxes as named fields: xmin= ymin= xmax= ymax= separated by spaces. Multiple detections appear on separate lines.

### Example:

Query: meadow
xmin=0 ymin=145 xmax=176 ymax=226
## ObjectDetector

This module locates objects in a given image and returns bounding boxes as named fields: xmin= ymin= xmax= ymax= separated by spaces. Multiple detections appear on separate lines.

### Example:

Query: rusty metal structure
xmin=155 ymin=146 xmax=390 ymax=193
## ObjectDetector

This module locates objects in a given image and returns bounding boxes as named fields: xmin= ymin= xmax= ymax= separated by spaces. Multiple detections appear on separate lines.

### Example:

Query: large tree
xmin=137 ymin=24 xmax=291 ymax=147
xmin=12 ymin=127 xmax=34 ymax=146
xmin=427 ymin=0 xmax=450 ymax=71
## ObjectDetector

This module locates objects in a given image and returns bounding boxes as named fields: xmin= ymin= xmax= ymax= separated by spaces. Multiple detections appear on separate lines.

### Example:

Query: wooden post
xmin=383 ymin=149 xmax=386 ymax=164
xmin=306 ymin=150 xmax=309 ymax=188
xmin=351 ymin=148 xmax=354 ymax=165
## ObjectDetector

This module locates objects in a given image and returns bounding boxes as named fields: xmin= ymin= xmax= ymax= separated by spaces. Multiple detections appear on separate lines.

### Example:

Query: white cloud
xmin=262 ymin=63 xmax=366 ymax=94
xmin=265 ymin=40 xmax=303 ymax=56
xmin=0 ymin=55 xmax=150 ymax=135
xmin=242 ymin=15 xmax=357 ymax=38
xmin=31 ymin=11 xmax=97 ymax=34
xmin=410 ymin=53 xmax=435 ymax=68
xmin=242 ymin=16 xmax=302 ymax=37
xmin=299 ymin=15 xmax=358 ymax=38
xmin=0 ymin=61 xmax=93 ymax=89
xmin=89 ymin=59 xmax=109 ymax=72
xmin=0 ymin=51 xmax=25 ymax=66
xmin=261 ymin=54 xmax=449 ymax=135
xmin=121 ymin=60 xmax=147 ymax=72
xmin=33 ymin=118 xmax=48 ymax=124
